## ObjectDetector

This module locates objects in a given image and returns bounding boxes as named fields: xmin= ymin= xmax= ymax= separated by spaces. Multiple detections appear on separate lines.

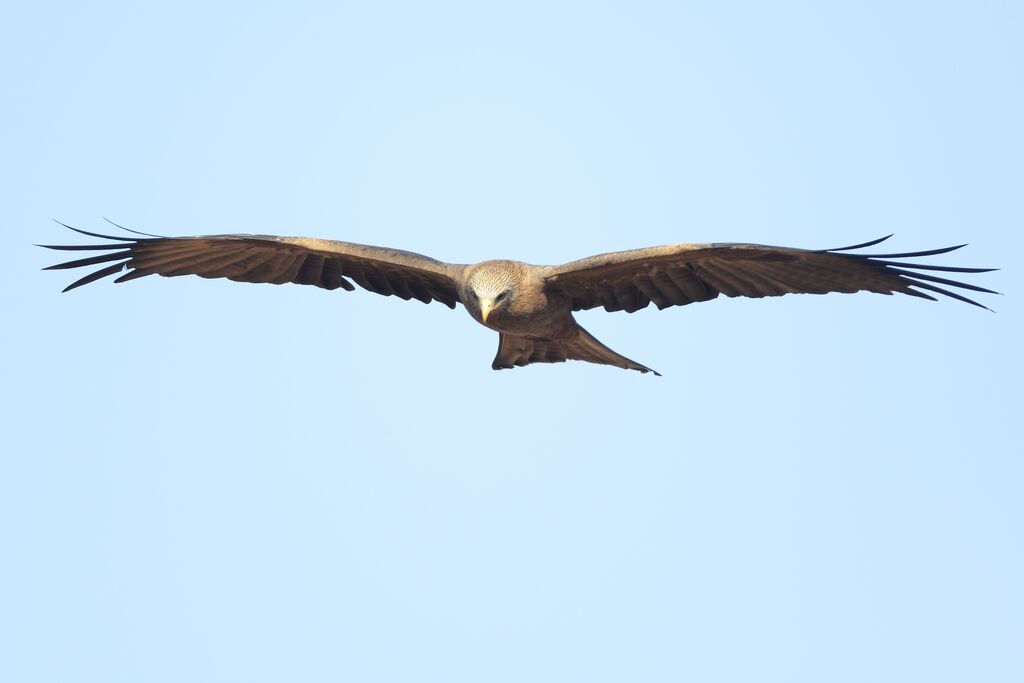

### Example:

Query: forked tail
xmin=492 ymin=324 xmax=659 ymax=375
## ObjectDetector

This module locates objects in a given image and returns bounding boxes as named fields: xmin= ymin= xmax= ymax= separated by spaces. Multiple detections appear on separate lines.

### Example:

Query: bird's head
xmin=465 ymin=262 xmax=519 ymax=326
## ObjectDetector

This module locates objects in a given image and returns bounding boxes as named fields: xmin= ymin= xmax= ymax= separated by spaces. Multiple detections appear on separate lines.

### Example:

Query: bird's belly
xmin=484 ymin=300 xmax=575 ymax=338
xmin=485 ymin=315 xmax=545 ymax=335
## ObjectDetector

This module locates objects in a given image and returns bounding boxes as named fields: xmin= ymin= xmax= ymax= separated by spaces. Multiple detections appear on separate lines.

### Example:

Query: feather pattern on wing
xmin=40 ymin=226 xmax=463 ymax=308
xmin=543 ymin=235 xmax=998 ymax=312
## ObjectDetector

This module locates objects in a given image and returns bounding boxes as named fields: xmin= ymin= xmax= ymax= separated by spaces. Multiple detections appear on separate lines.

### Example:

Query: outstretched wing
xmin=41 ymin=225 xmax=463 ymax=308
xmin=544 ymin=235 xmax=997 ymax=313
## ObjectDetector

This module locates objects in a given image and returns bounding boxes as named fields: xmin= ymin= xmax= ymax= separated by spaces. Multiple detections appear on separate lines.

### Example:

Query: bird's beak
xmin=480 ymin=298 xmax=494 ymax=323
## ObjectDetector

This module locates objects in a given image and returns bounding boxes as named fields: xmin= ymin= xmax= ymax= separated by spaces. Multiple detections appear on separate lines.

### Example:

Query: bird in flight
xmin=41 ymin=224 xmax=997 ymax=375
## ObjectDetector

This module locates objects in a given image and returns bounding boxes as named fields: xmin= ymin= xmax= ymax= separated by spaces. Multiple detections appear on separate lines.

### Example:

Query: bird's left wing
xmin=41 ymin=225 xmax=463 ymax=307
xmin=543 ymin=236 xmax=997 ymax=312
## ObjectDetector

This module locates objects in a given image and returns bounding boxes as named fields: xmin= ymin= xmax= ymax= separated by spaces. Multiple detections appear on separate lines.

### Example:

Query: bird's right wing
xmin=543 ymin=236 xmax=997 ymax=313
xmin=41 ymin=225 xmax=464 ymax=307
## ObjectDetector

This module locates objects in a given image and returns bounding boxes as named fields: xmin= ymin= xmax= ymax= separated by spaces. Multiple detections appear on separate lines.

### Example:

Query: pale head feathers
xmin=466 ymin=260 xmax=523 ymax=298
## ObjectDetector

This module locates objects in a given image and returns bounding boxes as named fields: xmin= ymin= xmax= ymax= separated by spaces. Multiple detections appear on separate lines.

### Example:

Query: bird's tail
xmin=492 ymin=324 xmax=659 ymax=375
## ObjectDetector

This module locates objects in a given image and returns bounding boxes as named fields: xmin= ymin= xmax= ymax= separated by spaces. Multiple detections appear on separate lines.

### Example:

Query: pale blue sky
xmin=2 ymin=2 xmax=1021 ymax=681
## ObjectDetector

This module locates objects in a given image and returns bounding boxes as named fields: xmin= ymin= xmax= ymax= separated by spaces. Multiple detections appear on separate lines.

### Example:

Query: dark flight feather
xmin=545 ymin=236 xmax=999 ymax=313
xmin=41 ymin=228 xmax=462 ymax=308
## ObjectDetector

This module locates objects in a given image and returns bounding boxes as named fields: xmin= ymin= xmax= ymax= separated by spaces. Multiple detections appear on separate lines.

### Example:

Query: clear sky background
xmin=1 ymin=2 xmax=1021 ymax=681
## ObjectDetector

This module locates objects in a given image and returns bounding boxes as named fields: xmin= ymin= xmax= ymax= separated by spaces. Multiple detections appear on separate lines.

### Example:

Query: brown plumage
xmin=40 ymin=225 xmax=998 ymax=375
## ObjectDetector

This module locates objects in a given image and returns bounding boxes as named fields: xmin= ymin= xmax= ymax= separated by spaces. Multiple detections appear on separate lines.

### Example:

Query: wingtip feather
xmin=102 ymin=217 xmax=165 ymax=238
xmin=54 ymin=222 xmax=138 ymax=242
xmin=827 ymin=234 xmax=894 ymax=252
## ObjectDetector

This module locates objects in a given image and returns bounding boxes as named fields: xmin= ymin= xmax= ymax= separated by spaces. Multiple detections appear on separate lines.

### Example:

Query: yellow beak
xmin=480 ymin=298 xmax=494 ymax=323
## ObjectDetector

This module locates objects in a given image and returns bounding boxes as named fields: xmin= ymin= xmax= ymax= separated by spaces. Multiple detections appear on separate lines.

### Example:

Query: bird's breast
xmin=477 ymin=290 xmax=575 ymax=338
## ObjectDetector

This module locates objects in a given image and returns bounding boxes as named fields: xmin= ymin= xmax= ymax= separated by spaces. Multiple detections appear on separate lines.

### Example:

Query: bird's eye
xmin=496 ymin=291 xmax=508 ymax=303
